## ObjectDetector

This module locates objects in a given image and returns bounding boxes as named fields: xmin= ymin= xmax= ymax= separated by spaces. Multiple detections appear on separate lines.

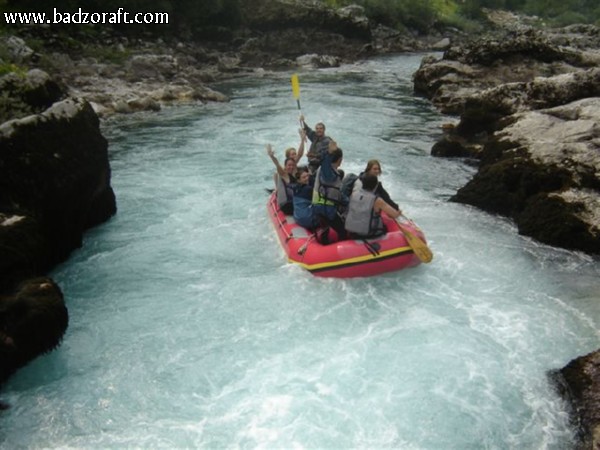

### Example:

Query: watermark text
xmin=3 ymin=8 xmax=169 ymax=25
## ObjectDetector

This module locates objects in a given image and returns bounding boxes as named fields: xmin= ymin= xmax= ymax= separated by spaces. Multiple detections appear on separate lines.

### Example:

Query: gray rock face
xmin=416 ymin=26 xmax=600 ymax=255
xmin=413 ymin=27 xmax=600 ymax=114
xmin=451 ymin=97 xmax=600 ymax=253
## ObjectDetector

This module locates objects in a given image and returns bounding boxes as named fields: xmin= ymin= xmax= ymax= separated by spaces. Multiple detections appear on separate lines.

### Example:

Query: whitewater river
xmin=1 ymin=54 xmax=599 ymax=449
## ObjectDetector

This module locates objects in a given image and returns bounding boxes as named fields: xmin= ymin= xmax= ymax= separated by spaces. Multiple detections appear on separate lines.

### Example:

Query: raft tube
xmin=267 ymin=192 xmax=426 ymax=278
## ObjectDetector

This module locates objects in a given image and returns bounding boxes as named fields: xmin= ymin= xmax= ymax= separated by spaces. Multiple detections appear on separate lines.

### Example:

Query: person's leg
xmin=330 ymin=211 xmax=347 ymax=241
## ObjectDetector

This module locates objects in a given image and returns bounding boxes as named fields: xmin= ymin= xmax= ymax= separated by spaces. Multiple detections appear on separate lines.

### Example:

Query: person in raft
xmin=349 ymin=159 xmax=399 ymax=210
xmin=266 ymin=143 xmax=297 ymax=215
xmin=312 ymin=139 xmax=348 ymax=244
xmin=292 ymin=166 xmax=316 ymax=229
xmin=345 ymin=173 xmax=403 ymax=238
xmin=299 ymin=114 xmax=331 ymax=174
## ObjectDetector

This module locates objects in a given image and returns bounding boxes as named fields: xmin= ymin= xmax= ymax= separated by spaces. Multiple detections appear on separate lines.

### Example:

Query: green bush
xmin=551 ymin=11 xmax=589 ymax=26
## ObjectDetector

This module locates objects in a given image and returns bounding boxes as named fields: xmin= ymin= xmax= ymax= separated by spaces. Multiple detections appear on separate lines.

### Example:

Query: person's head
xmin=362 ymin=173 xmax=378 ymax=191
xmin=315 ymin=122 xmax=326 ymax=137
xmin=285 ymin=147 xmax=297 ymax=159
xmin=297 ymin=167 xmax=310 ymax=185
xmin=331 ymin=148 xmax=343 ymax=167
xmin=365 ymin=160 xmax=381 ymax=177
xmin=284 ymin=157 xmax=297 ymax=174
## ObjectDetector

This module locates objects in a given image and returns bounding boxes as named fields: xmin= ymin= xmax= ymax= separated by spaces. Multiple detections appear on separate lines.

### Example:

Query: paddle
xmin=291 ymin=73 xmax=302 ymax=117
xmin=396 ymin=217 xmax=433 ymax=264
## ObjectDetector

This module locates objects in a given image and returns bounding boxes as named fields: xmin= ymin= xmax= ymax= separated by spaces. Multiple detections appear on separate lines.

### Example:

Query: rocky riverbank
xmin=413 ymin=21 xmax=600 ymax=449
xmin=413 ymin=24 xmax=600 ymax=255
xmin=2 ymin=1 xmax=450 ymax=119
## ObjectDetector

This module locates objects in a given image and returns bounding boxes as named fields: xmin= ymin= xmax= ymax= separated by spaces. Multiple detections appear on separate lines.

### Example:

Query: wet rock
xmin=551 ymin=349 xmax=600 ymax=450
xmin=0 ymin=277 xmax=68 ymax=396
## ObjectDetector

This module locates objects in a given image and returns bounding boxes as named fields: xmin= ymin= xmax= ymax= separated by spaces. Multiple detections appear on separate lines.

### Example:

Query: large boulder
xmin=0 ymin=97 xmax=116 ymax=291
xmin=450 ymin=97 xmax=600 ymax=254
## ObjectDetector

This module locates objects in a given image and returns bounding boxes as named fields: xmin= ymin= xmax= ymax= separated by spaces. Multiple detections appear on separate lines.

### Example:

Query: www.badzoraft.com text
xmin=3 ymin=8 xmax=169 ymax=25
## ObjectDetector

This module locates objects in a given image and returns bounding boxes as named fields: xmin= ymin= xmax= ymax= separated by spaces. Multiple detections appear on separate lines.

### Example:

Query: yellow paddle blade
xmin=398 ymin=223 xmax=433 ymax=264
xmin=291 ymin=73 xmax=300 ymax=99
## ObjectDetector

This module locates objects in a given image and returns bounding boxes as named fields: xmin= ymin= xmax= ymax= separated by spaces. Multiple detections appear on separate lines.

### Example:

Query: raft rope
xmin=269 ymin=194 xmax=316 ymax=255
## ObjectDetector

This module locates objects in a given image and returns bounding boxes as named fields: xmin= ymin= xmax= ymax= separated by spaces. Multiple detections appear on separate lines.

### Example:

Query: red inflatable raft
xmin=267 ymin=192 xmax=427 ymax=278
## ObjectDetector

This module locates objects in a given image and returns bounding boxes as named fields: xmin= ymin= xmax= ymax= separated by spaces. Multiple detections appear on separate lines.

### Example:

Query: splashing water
xmin=1 ymin=55 xmax=598 ymax=449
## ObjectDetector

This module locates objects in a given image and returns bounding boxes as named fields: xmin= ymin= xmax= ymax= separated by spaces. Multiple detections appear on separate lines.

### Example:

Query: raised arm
xmin=299 ymin=114 xmax=316 ymax=141
xmin=296 ymin=128 xmax=306 ymax=163
xmin=266 ymin=144 xmax=289 ymax=182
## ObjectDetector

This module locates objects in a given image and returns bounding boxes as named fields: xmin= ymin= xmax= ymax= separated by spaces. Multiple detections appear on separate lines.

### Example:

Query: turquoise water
xmin=1 ymin=54 xmax=599 ymax=449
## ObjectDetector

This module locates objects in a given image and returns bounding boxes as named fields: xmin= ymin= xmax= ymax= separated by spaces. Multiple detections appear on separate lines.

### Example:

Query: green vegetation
xmin=322 ymin=0 xmax=600 ymax=32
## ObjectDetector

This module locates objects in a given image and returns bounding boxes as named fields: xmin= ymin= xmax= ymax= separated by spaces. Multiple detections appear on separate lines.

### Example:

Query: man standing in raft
xmin=299 ymin=114 xmax=331 ymax=174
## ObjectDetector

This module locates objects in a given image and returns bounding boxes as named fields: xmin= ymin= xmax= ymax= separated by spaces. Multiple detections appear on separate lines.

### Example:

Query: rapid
xmin=1 ymin=54 xmax=599 ymax=449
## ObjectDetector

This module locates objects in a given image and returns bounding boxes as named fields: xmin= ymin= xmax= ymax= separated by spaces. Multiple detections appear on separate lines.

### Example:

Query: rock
xmin=432 ymin=37 xmax=451 ymax=51
xmin=450 ymin=97 xmax=600 ymax=254
xmin=551 ymin=349 xmax=600 ymax=450
xmin=0 ymin=277 xmax=68 ymax=390
xmin=413 ymin=27 xmax=600 ymax=114
xmin=4 ymin=35 xmax=34 ymax=62
xmin=126 ymin=54 xmax=178 ymax=81
xmin=0 ymin=97 xmax=116 ymax=291
xmin=296 ymin=53 xmax=340 ymax=68
xmin=192 ymin=86 xmax=229 ymax=103
xmin=127 ymin=96 xmax=161 ymax=112
xmin=0 ymin=69 xmax=66 ymax=123
xmin=416 ymin=25 xmax=600 ymax=255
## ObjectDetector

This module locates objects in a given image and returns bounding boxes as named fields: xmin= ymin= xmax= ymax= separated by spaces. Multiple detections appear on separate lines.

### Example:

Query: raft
xmin=267 ymin=192 xmax=426 ymax=278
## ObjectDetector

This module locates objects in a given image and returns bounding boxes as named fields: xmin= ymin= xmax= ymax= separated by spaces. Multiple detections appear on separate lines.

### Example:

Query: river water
xmin=1 ymin=54 xmax=599 ymax=449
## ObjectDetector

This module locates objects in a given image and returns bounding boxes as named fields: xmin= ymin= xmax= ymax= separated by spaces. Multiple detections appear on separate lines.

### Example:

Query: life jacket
xmin=276 ymin=173 xmax=296 ymax=208
xmin=312 ymin=167 xmax=344 ymax=207
xmin=344 ymin=189 xmax=386 ymax=237
xmin=341 ymin=173 xmax=359 ymax=198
